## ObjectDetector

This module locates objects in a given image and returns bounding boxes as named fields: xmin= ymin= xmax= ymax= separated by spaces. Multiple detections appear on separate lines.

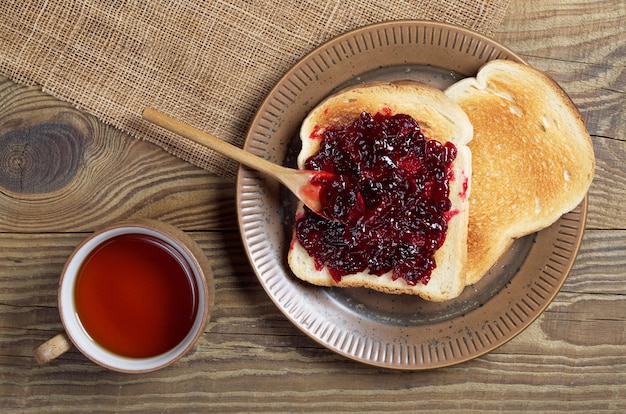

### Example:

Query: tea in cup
xmin=33 ymin=220 xmax=214 ymax=373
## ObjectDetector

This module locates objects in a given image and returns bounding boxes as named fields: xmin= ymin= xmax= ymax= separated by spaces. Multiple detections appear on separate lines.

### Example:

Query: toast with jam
xmin=287 ymin=81 xmax=473 ymax=301
xmin=445 ymin=60 xmax=595 ymax=285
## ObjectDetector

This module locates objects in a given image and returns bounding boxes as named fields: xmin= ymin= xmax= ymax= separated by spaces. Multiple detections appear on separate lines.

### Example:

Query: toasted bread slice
xmin=445 ymin=60 xmax=595 ymax=285
xmin=288 ymin=81 xmax=473 ymax=301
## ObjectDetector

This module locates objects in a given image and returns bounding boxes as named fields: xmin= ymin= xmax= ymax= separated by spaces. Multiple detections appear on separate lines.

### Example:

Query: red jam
xmin=295 ymin=111 xmax=457 ymax=286
xmin=309 ymin=172 xmax=364 ymax=225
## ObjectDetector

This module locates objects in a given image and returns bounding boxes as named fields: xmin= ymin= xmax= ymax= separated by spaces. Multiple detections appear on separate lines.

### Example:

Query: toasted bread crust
xmin=288 ymin=81 xmax=472 ymax=301
xmin=445 ymin=60 xmax=595 ymax=284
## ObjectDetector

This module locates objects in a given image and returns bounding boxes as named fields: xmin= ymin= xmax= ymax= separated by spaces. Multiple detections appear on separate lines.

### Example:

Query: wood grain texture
xmin=0 ymin=0 xmax=625 ymax=412
xmin=0 ymin=77 xmax=238 ymax=233
xmin=1 ymin=230 xmax=624 ymax=412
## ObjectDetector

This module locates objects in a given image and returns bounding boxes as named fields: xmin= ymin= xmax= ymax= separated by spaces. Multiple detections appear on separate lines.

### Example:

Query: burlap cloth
xmin=0 ymin=0 xmax=510 ymax=180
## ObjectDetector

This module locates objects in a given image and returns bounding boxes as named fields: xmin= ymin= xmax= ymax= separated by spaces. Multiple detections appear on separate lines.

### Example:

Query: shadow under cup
xmin=57 ymin=221 xmax=213 ymax=373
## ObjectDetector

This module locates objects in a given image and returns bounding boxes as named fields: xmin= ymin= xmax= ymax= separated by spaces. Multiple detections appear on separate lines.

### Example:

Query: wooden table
xmin=1 ymin=0 xmax=624 ymax=411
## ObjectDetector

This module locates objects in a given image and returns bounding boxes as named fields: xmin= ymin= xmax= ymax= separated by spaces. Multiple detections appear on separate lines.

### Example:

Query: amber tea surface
xmin=74 ymin=234 xmax=199 ymax=358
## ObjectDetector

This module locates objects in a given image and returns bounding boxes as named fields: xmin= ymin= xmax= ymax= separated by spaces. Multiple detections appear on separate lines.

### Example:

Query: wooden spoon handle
xmin=142 ymin=107 xmax=286 ymax=178
xmin=142 ymin=107 xmax=328 ymax=217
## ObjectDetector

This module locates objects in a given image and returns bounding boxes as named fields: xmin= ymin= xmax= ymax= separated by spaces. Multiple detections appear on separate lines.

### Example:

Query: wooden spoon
xmin=142 ymin=108 xmax=364 ymax=224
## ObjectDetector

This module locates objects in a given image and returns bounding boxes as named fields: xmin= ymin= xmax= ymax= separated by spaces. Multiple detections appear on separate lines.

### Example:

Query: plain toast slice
xmin=445 ymin=60 xmax=595 ymax=284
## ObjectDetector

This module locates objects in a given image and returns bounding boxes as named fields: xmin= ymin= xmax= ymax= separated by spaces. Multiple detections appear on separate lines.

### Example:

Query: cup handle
xmin=33 ymin=333 xmax=72 ymax=364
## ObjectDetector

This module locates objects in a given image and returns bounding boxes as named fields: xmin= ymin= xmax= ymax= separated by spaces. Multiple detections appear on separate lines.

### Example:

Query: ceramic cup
xmin=33 ymin=220 xmax=214 ymax=373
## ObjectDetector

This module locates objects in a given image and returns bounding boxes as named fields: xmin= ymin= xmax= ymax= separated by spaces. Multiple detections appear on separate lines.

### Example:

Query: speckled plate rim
xmin=236 ymin=20 xmax=588 ymax=370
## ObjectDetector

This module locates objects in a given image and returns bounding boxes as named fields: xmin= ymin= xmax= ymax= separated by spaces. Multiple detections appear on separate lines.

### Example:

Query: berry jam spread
xmin=295 ymin=111 xmax=457 ymax=286
xmin=309 ymin=172 xmax=364 ymax=225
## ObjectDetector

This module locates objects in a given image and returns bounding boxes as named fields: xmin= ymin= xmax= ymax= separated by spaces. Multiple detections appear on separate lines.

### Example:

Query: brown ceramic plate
xmin=236 ymin=21 xmax=587 ymax=369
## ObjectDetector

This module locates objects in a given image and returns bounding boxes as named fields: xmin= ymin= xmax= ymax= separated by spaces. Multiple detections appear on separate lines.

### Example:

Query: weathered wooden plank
xmin=0 ymin=77 xmax=238 ymax=233
xmin=1 ymin=228 xmax=624 ymax=413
